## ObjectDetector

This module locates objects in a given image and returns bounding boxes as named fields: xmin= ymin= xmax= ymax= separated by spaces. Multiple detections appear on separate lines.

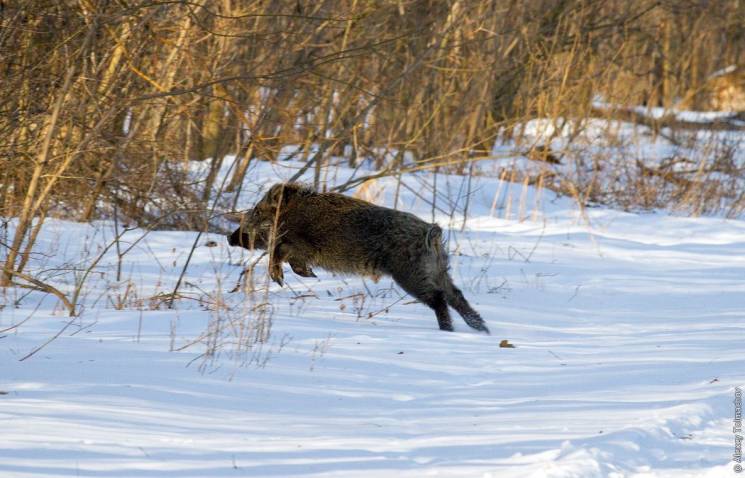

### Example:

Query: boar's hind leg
xmin=428 ymin=290 xmax=454 ymax=332
xmin=445 ymin=280 xmax=490 ymax=334
xmin=392 ymin=272 xmax=453 ymax=331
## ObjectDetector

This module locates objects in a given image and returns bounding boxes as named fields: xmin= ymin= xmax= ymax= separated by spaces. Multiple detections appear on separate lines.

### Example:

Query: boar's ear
xmin=266 ymin=183 xmax=297 ymax=207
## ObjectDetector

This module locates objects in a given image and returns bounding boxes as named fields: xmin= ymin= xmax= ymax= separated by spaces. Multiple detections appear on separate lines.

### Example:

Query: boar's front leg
xmin=289 ymin=261 xmax=316 ymax=278
xmin=269 ymin=242 xmax=316 ymax=284
xmin=268 ymin=243 xmax=289 ymax=286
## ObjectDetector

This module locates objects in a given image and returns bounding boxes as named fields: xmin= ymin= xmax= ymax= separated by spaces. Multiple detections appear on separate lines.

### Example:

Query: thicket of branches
xmin=2 ymin=0 xmax=745 ymax=285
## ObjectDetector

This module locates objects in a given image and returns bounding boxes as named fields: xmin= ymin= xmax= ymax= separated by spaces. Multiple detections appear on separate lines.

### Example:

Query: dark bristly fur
xmin=228 ymin=183 xmax=490 ymax=334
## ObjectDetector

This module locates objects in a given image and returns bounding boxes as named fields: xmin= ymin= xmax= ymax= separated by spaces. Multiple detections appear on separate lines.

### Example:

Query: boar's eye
xmin=248 ymin=208 xmax=266 ymax=227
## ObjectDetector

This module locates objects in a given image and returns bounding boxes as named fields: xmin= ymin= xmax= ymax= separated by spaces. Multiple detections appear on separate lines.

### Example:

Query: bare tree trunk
xmin=2 ymin=59 xmax=77 ymax=285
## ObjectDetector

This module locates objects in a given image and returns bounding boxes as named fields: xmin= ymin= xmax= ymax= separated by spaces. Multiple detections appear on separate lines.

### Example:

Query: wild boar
xmin=228 ymin=183 xmax=490 ymax=334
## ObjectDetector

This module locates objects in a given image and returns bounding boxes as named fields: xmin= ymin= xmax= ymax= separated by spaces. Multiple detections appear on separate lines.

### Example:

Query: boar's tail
xmin=425 ymin=224 xmax=447 ymax=273
xmin=425 ymin=224 xmax=443 ymax=252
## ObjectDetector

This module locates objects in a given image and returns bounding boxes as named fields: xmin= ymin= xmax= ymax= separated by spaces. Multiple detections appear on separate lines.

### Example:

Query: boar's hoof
xmin=269 ymin=265 xmax=284 ymax=286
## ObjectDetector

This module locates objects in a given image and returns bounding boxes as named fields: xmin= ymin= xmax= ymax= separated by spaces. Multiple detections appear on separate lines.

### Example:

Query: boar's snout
xmin=228 ymin=226 xmax=264 ymax=249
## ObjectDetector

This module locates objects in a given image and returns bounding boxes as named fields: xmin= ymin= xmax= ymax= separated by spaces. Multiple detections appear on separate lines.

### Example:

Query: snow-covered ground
xmin=2 ymin=159 xmax=744 ymax=477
